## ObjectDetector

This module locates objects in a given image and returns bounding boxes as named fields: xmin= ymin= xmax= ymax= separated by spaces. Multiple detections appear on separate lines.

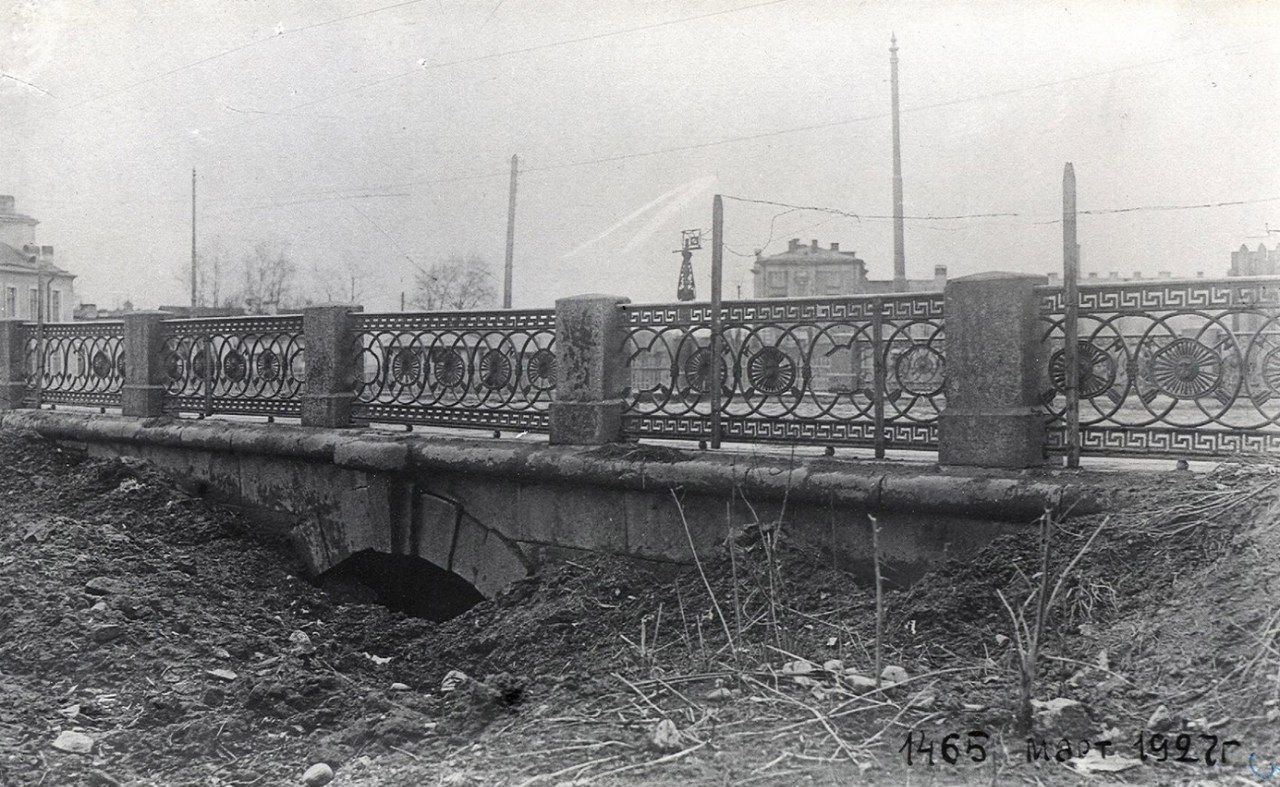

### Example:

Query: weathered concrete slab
xmin=0 ymin=410 xmax=1140 ymax=600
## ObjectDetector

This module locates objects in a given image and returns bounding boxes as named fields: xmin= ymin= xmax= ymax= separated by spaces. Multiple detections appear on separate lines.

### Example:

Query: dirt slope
xmin=0 ymin=428 xmax=1277 ymax=786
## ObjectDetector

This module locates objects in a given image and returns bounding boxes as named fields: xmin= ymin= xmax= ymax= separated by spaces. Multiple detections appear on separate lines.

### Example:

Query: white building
xmin=0 ymin=195 xmax=76 ymax=322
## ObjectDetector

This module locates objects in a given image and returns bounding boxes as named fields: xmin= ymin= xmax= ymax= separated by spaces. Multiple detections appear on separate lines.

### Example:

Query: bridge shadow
xmin=317 ymin=550 xmax=485 ymax=621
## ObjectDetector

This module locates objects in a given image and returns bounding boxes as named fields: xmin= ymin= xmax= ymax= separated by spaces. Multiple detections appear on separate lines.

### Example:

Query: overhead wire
xmin=1 ymin=0 xmax=435 ymax=128
xmin=215 ymin=33 xmax=1273 ymax=204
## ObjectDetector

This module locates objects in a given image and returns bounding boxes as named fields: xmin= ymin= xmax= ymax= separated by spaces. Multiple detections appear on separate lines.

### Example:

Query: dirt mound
xmin=1 ymin=427 xmax=1277 ymax=785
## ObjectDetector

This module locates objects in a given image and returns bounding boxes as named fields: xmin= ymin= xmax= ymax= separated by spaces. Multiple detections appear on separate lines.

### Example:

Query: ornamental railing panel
xmin=1039 ymin=275 xmax=1280 ymax=457
xmin=620 ymin=293 xmax=945 ymax=449
xmin=350 ymin=309 xmax=557 ymax=431
xmin=23 ymin=321 xmax=126 ymax=407
xmin=160 ymin=315 xmax=306 ymax=417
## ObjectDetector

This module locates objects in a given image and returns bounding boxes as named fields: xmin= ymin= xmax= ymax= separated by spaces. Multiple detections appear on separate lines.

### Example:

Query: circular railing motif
xmin=894 ymin=345 xmax=946 ymax=397
xmin=223 ymin=351 xmax=247 ymax=383
xmin=1258 ymin=345 xmax=1280 ymax=395
xmin=682 ymin=347 xmax=730 ymax=393
xmin=257 ymin=350 xmax=281 ymax=382
xmin=478 ymin=349 xmax=514 ymax=390
xmin=349 ymin=313 xmax=557 ymax=426
xmin=1149 ymin=338 xmax=1220 ymax=399
xmin=158 ymin=320 xmax=306 ymax=412
xmin=1049 ymin=342 xmax=1116 ymax=399
xmin=432 ymin=349 xmax=466 ymax=388
xmin=526 ymin=348 xmax=557 ymax=391
xmin=746 ymin=347 xmax=796 ymax=396
xmin=164 ymin=353 xmax=185 ymax=382
xmin=391 ymin=348 xmax=422 ymax=385
xmin=90 ymin=350 xmax=113 ymax=379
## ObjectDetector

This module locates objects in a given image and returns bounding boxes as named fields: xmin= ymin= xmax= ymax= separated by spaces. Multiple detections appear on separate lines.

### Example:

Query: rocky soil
xmin=0 ymin=428 xmax=1278 ymax=785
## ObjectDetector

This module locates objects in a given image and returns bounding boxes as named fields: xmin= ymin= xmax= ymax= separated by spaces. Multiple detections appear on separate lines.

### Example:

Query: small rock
xmin=289 ymin=630 xmax=315 ymax=655
xmin=302 ymin=762 xmax=334 ymax=786
xmin=51 ymin=730 xmax=94 ymax=754
xmin=821 ymin=659 xmax=844 ymax=672
xmin=84 ymin=577 xmax=126 ymax=596
xmin=841 ymin=671 xmax=878 ymax=690
xmin=1147 ymin=704 xmax=1176 ymax=732
xmin=201 ymin=688 xmax=226 ymax=707
xmin=994 ymin=633 xmax=1009 ymax=646
xmin=781 ymin=659 xmax=816 ymax=676
xmin=86 ymin=770 xmax=123 ymax=787
xmin=880 ymin=665 xmax=909 ymax=685
xmin=1033 ymin=697 xmax=1094 ymax=738
xmin=704 ymin=687 xmax=733 ymax=703
xmin=908 ymin=690 xmax=937 ymax=710
xmin=116 ymin=598 xmax=151 ymax=620
xmin=441 ymin=669 xmax=469 ymax=693
xmin=91 ymin=624 xmax=123 ymax=644
xmin=389 ymin=682 xmax=410 ymax=692
xmin=206 ymin=668 xmax=238 ymax=682
xmin=650 ymin=718 xmax=681 ymax=752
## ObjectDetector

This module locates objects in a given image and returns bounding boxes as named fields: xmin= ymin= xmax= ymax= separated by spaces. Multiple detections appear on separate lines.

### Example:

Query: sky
xmin=1 ymin=0 xmax=1277 ymax=311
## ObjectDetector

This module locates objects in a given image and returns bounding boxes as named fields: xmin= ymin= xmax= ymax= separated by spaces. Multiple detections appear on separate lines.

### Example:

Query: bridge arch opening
xmin=317 ymin=550 xmax=484 ymax=621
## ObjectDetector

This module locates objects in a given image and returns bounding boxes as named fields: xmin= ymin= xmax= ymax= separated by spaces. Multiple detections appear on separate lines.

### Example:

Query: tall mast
xmin=890 ymin=33 xmax=906 ymax=292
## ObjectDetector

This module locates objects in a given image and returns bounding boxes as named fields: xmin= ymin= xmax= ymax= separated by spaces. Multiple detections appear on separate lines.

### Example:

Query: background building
xmin=1231 ymin=243 xmax=1279 ymax=277
xmin=0 ymin=196 xmax=76 ymax=322
xmin=751 ymin=239 xmax=945 ymax=298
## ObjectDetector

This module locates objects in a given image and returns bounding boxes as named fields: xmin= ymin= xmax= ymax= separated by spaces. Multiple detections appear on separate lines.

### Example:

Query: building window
xmin=4 ymin=288 xmax=14 ymax=318
xmin=28 ymin=288 xmax=38 ymax=320
xmin=766 ymin=270 xmax=788 ymax=297
xmin=50 ymin=290 xmax=61 ymax=322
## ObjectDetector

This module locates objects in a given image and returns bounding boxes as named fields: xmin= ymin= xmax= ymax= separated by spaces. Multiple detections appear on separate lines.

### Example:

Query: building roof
xmin=0 ymin=242 xmax=75 ymax=278
xmin=756 ymin=239 xmax=864 ymax=267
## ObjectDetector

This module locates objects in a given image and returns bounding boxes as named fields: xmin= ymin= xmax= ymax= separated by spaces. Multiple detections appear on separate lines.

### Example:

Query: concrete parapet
xmin=122 ymin=311 xmax=170 ymax=418
xmin=938 ymin=272 xmax=1048 ymax=468
xmin=0 ymin=319 xmax=26 ymax=409
xmin=301 ymin=304 xmax=361 ymax=428
xmin=0 ymin=410 xmax=1141 ymax=595
xmin=550 ymin=294 xmax=630 ymax=444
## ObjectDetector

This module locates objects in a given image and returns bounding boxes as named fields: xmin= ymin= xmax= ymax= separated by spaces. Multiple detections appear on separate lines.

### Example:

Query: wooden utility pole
xmin=503 ymin=154 xmax=518 ymax=309
xmin=890 ymin=33 xmax=906 ymax=293
xmin=191 ymin=168 xmax=198 ymax=309
xmin=709 ymin=195 xmax=724 ymax=449
xmin=1063 ymin=163 xmax=1080 ymax=468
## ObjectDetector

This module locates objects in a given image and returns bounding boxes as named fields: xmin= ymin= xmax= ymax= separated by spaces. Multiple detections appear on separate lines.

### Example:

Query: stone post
xmin=938 ymin=272 xmax=1047 ymax=468
xmin=550 ymin=294 xmax=630 ymax=444
xmin=122 ymin=311 xmax=170 ymax=418
xmin=301 ymin=304 xmax=361 ymax=428
xmin=0 ymin=319 xmax=27 ymax=409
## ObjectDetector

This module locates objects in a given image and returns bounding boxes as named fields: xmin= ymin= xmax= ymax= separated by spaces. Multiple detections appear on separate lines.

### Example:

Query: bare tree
xmin=195 ymin=236 xmax=232 ymax=308
xmin=308 ymin=255 xmax=366 ymax=305
xmin=410 ymin=253 xmax=496 ymax=311
xmin=238 ymin=240 xmax=297 ymax=314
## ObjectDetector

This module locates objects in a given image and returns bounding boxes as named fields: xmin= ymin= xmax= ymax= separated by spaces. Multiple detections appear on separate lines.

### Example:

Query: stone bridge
xmin=1 ymin=409 xmax=1128 ymax=600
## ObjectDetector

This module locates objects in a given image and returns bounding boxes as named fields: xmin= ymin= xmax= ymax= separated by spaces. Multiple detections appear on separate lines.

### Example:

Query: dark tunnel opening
xmin=316 ymin=550 xmax=485 ymax=621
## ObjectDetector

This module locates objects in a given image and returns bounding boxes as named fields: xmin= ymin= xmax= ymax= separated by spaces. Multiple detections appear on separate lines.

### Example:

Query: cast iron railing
xmin=1040 ymin=275 xmax=1280 ymax=457
xmin=350 ymin=309 xmax=556 ymax=431
xmin=22 ymin=321 xmax=126 ymax=407
xmin=159 ymin=315 xmax=306 ymax=417
xmin=620 ymin=293 xmax=945 ymax=452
